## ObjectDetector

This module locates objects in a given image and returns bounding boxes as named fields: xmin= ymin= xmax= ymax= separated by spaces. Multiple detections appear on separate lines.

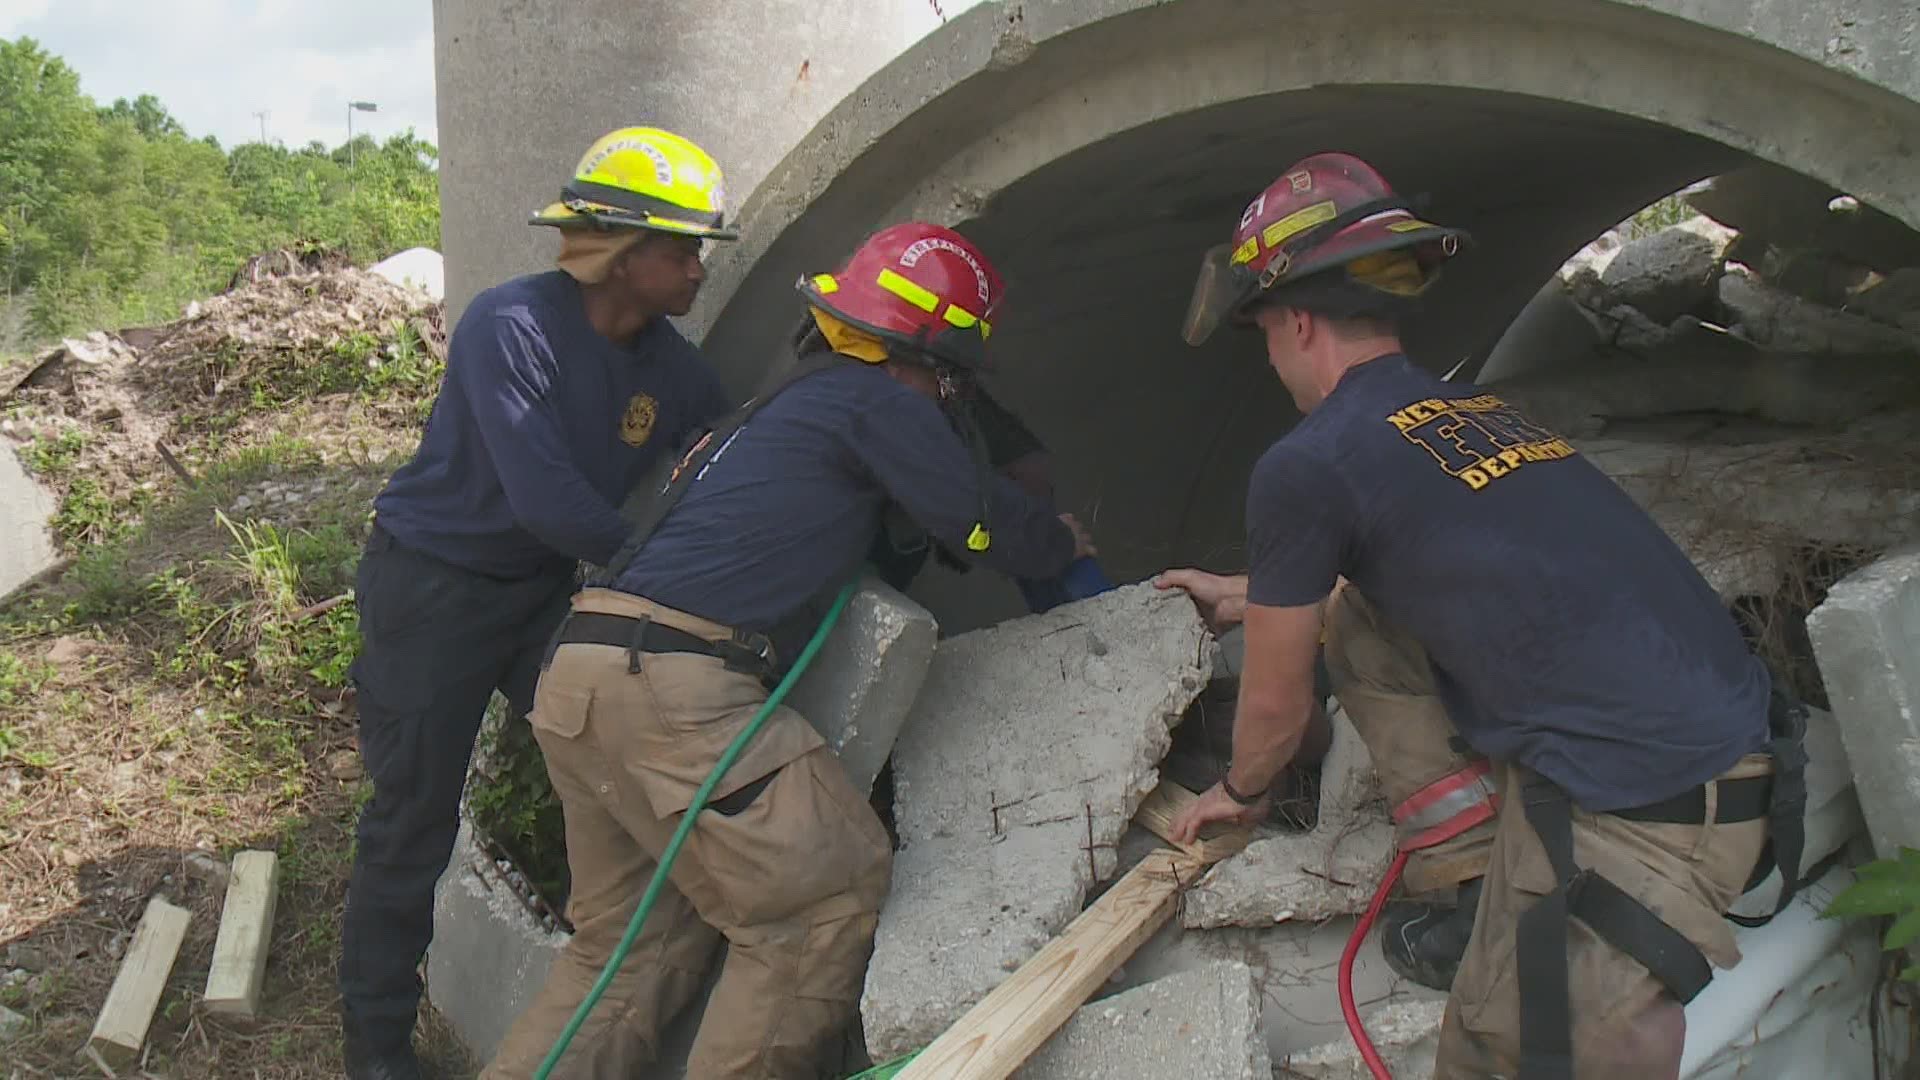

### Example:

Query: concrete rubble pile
xmin=1488 ymin=165 xmax=1920 ymax=606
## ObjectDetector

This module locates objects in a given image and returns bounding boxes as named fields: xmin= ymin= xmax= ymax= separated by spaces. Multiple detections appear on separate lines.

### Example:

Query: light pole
xmin=346 ymin=101 xmax=378 ymax=166
xmin=253 ymin=110 xmax=270 ymax=143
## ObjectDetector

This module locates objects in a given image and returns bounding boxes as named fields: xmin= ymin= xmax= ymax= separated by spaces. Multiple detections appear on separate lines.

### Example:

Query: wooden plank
xmin=203 ymin=851 xmax=280 ymax=1018
xmin=89 ymin=895 xmax=191 ymax=1066
xmin=1130 ymin=782 xmax=1253 ymax=863
xmin=895 ymin=848 xmax=1210 ymax=1080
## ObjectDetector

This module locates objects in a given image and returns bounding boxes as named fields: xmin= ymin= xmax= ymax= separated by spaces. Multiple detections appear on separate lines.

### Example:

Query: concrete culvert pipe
xmin=439 ymin=0 xmax=1920 ymax=635
xmin=672 ymin=0 xmax=1920 ymax=632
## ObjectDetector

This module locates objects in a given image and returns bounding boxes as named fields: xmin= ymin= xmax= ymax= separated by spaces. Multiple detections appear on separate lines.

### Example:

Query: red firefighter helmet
xmin=1182 ymin=152 xmax=1469 ymax=345
xmin=796 ymin=223 xmax=1004 ymax=369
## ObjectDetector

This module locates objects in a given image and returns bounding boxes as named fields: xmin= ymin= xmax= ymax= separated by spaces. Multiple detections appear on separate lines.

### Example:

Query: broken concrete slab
xmin=1280 ymin=1000 xmax=1447 ymax=1080
xmin=1807 ymin=545 xmax=1920 ymax=860
xmin=1718 ymin=266 xmax=1920 ymax=357
xmin=1182 ymin=706 xmax=1395 ymax=929
xmin=1015 ymin=961 xmax=1271 ymax=1080
xmin=861 ymin=583 xmax=1214 ymax=1061
xmin=1853 ymin=267 xmax=1920 ymax=333
xmin=0 ymin=446 xmax=59 ymax=605
xmin=1599 ymin=217 xmax=1734 ymax=323
xmin=427 ymin=819 xmax=568 ymax=1063
xmin=787 ymin=574 xmax=938 ymax=795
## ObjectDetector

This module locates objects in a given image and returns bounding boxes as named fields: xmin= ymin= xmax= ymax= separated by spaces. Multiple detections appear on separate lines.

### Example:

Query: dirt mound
xmin=2 ymin=268 xmax=444 ymax=547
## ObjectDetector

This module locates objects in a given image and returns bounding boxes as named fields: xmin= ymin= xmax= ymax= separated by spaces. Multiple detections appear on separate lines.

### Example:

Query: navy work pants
xmin=338 ymin=526 xmax=573 ymax=1052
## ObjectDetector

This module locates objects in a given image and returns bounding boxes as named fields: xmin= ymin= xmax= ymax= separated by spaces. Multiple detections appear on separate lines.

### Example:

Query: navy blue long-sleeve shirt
xmin=615 ymin=362 xmax=1076 ymax=631
xmin=373 ymin=271 xmax=729 ymax=579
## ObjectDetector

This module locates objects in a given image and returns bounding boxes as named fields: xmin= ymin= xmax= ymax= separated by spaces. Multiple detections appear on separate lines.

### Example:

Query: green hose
xmin=533 ymin=581 xmax=860 ymax=1080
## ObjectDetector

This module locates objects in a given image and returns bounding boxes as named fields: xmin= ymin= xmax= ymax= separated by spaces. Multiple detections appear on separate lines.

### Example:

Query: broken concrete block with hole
xmin=1280 ymin=999 xmax=1447 ymax=1080
xmin=1182 ymin=706 xmax=1395 ymax=929
xmin=1014 ymin=961 xmax=1272 ymax=1080
xmin=1598 ymin=217 xmax=1735 ymax=324
xmin=860 ymin=583 xmax=1214 ymax=1061
xmin=427 ymin=820 xmax=568 ymax=1063
xmin=1807 ymin=545 xmax=1920 ymax=860
xmin=787 ymin=574 xmax=937 ymax=794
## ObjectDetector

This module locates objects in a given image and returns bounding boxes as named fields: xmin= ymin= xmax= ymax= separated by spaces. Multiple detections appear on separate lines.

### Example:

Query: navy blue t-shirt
xmin=615 ymin=362 xmax=1076 ymax=632
xmin=1246 ymin=354 xmax=1768 ymax=810
xmin=374 ymin=272 xmax=729 ymax=579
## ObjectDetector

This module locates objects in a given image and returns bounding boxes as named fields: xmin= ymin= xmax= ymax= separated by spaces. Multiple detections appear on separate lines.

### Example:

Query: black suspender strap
xmin=591 ymin=350 xmax=846 ymax=589
xmin=1517 ymin=778 xmax=1719 ymax=1079
xmin=1729 ymin=691 xmax=1809 ymax=927
xmin=1517 ymin=779 xmax=1579 ymax=1080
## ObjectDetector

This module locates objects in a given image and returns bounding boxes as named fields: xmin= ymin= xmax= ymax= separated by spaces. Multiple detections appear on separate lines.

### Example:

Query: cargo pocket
xmin=528 ymin=682 xmax=592 ymax=739
xmin=1454 ymin=815 xmax=1557 ymax=1036
xmin=680 ymin=748 xmax=892 ymax=929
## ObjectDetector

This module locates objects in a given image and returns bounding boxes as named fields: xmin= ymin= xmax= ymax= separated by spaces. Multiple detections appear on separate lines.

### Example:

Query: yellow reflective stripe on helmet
xmin=966 ymin=523 xmax=992 ymax=552
xmin=877 ymin=268 xmax=940 ymax=312
xmin=1385 ymin=220 xmax=1436 ymax=233
xmin=1231 ymin=237 xmax=1260 ymax=266
xmin=1262 ymin=200 xmax=1338 ymax=249
xmin=943 ymin=303 xmax=992 ymax=339
xmin=812 ymin=274 xmax=840 ymax=295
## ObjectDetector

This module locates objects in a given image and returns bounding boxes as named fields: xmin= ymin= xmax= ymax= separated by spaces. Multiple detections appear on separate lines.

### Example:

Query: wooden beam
xmin=203 ymin=851 xmax=280 ymax=1018
xmin=1130 ymin=781 xmax=1252 ymax=864
xmin=89 ymin=895 xmax=191 ymax=1066
xmin=896 ymin=846 xmax=1216 ymax=1080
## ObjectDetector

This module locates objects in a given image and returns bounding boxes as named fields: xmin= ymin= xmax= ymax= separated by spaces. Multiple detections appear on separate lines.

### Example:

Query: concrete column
xmin=1807 ymin=545 xmax=1920 ymax=859
xmin=431 ymin=0 xmax=943 ymax=326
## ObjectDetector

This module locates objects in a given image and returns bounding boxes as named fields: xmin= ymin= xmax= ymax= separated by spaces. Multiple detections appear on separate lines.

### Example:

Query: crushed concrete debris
xmin=1855 ymin=268 xmax=1920 ymax=332
xmin=787 ymin=575 xmax=937 ymax=794
xmin=1182 ymin=706 xmax=1394 ymax=928
xmin=1685 ymin=164 xmax=1920 ymax=274
xmin=1015 ymin=961 xmax=1272 ymax=1080
xmin=860 ymin=583 xmax=1214 ymax=1061
xmin=1279 ymin=999 xmax=1448 ymax=1080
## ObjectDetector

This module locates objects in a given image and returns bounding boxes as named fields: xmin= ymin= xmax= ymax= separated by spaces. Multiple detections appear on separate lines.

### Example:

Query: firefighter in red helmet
xmin=484 ymin=223 xmax=1092 ymax=1080
xmin=1158 ymin=152 xmax=1800 ymax=1078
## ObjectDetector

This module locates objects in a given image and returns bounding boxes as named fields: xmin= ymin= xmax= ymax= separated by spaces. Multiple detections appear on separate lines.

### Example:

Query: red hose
xmin=1340 ymin=849 xmax=1410 ymax=1080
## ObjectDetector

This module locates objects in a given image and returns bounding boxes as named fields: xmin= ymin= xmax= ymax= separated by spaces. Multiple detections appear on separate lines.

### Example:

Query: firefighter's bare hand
xmin=1170 ymin=782 xmax=1267 ymax=846
xmin=1059 ymin=513 xmax=1098 ymax=559
xmin=1153 ymin=568 xmax=1248 ymax=632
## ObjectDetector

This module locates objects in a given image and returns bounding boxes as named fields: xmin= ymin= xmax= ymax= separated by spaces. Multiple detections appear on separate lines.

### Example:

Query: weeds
xmin=20 ymin=429 xmax=87 ymax=477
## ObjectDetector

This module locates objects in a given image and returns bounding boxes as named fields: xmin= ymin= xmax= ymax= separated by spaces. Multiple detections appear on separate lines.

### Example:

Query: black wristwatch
xmin=1221 ymin=774 xmax=1269 ymax=806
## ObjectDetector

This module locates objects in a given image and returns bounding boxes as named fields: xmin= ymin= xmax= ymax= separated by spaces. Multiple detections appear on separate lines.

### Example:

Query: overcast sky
xmin=1 ymin=0 xmax=998 ymax=154
xmin=2 ymin=0 xmax=437 ymax=151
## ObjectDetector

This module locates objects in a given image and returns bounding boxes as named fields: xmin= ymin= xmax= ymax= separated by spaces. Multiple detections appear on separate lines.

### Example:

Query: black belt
xmin=1611 ymin=774 xmax=1771 ymax=826
xmin=548 ymin=610 xmax=776 ymax=677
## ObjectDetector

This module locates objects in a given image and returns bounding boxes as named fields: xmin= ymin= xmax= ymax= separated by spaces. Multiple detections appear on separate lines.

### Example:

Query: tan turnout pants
xmin=483 ymin=589 xmax=893 ymax=1080
xmin=1323 ymin=586 xmax=1769 ymax=1079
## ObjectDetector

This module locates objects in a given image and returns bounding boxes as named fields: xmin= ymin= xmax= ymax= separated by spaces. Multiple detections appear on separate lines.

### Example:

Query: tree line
xmin=0 ymin=37 xmax=441 ymax=350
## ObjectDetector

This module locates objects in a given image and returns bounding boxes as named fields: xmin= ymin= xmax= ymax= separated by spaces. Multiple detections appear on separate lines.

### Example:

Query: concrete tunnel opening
xmin=704 ymin=86 xmax=1753 ymax=635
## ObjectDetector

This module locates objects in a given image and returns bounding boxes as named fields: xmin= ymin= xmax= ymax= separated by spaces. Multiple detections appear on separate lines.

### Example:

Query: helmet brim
xmin=1182 ymin=213 xmax=1469 ymax=346
xmin=529 ymin=200 xmax=740 ymax=241
xmin=796 ymin=276 xmax=993 ymax=371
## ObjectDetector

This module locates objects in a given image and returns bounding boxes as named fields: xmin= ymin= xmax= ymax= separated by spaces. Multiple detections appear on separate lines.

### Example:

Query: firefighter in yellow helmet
xmin=339 ymin=128 xmax=739 ymax=1080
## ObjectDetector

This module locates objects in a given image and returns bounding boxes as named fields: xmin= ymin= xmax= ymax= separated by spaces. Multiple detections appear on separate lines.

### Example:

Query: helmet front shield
xmin=1181 ymin=242 xmax=1258 ymax=347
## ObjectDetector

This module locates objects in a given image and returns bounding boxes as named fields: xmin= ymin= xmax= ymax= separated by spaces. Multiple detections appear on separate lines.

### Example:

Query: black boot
xmin=1380 ymin=876 xmax=1484 ymax=991
xmin=343 ymin=1025 xmax=429 ymax=1080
